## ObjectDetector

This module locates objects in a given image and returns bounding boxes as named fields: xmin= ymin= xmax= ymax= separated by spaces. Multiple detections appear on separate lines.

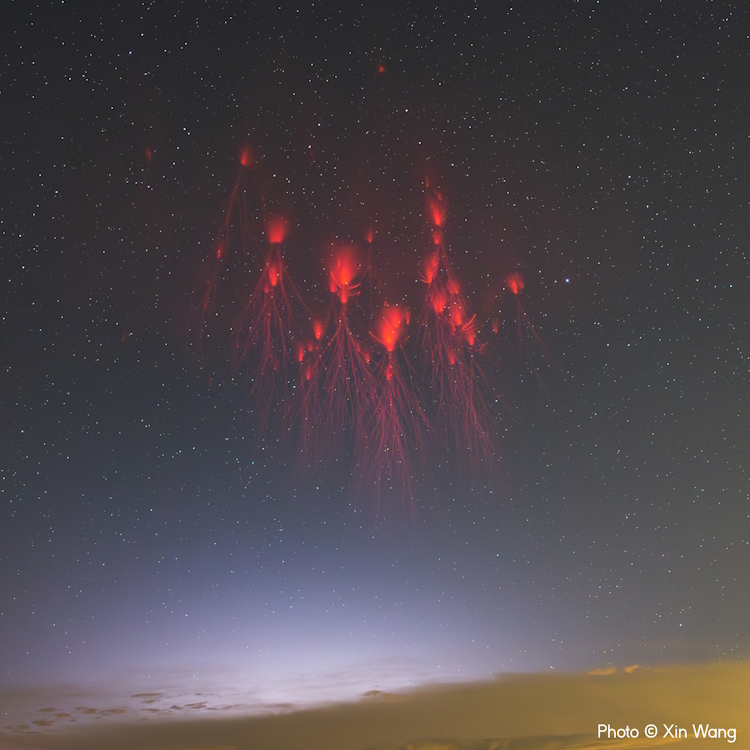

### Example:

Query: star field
xmin=1 ymin=0 xmax=749 ymax=728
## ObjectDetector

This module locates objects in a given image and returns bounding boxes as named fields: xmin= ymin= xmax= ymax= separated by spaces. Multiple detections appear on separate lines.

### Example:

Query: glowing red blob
xmin=450 ymin=301 xmax=465 ymax=327
xmin=266 ymin=262 xmax=280 ymax=288
xmin=374 ymin=305 xmax=409 ymax=352
xmin=507 ymin=273 xmax=524 ymax=295
xmin=378 ymin=64 xmax=386 ymax=74
xmin=216 ymin=242 xmax=224 ymax=260
xmin=329 ymin=245 xmax=361 ymax=304
xmin=239 ymin=145 xmax=254 ymax=167
xmin=461 ymin=315 xmax=477 ymax=346
xmin=365 ymin=229 xmax=374 ymax=244
xmin=430 ymin=287 xmax=446 ymax=314
xmin=313 ymin=320 xmax=324 ymax=340
xmin=423 ymin=253 xmax=439 ymax=284
xmin=330 ymin=247 xmax=358 ymax=286
xmin=432 ymin=228 xmax=443 ymax=245
xmin=266 ymin=215 xmax=288 ymax=244
xmin=144 ymin=146 xmax=153 ymax=164
xmin=428 ymin=194 xmax=446 ymax=227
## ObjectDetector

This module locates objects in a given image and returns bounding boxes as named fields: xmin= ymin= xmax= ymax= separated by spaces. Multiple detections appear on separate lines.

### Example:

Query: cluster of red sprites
xmin=192 ymin=147 xmax=538 ymax=511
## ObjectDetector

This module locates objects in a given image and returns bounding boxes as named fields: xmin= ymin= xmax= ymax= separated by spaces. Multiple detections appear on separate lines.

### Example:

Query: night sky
xmin=2 ymin=0 xmax=749 ymax=734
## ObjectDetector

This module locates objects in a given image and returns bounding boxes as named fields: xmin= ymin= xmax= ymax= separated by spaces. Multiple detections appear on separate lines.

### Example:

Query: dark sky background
xmin=2 ymin=0 xmax=749 ymax=720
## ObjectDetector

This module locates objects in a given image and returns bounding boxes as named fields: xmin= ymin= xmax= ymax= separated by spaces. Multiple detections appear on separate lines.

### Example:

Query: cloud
xmin=0 ymin=663 xmax=747 ymax=750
